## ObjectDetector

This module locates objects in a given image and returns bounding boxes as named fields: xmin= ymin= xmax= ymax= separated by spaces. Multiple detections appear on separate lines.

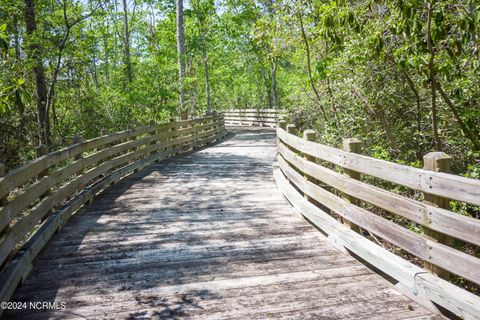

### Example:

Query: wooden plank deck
xmin=4 ymin=127 xmax=438 ymax=319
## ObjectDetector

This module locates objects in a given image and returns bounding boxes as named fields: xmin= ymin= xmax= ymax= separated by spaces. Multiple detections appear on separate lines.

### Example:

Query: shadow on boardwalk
xmin=4 ymin=127 xmax=437 ymax=320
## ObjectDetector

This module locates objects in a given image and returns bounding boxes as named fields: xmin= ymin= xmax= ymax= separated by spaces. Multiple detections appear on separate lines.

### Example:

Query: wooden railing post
xmin=149 ymin=120 xmax=159 ymax=161
xmin=72 ymin=134 xmax=83 ymax=161
xmin=303 ymin=130 xmax=317 ymax=203
xmin=423 ymin=151 xmax=452 ymax=279
xmin=0 ymin=163 xmax=6 ymax=207
xmin=278 ymin=119 xmax=286 ymax=131
xmin=286 ymin=124 xmax=296 ymax=135
xmin=72 ymin=134 xmax=83 ymax=193
xmin=101 ymin=128 xmax=114 ymax=162
xmin=36 ymin=144 xmax=52 ymax=218
xmin=342 ymin=138 xmax=362 ymax=233
xmin=170 ymin=118 xmax=177 ymax=155
xmin=0 ymin=163 xmax=9 ymax=244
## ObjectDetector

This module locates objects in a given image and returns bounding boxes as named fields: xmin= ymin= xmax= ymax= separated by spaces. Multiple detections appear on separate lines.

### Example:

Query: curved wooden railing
xmin=274 ymin=121 xmax=480 ymax=319
xmin=222 ymin=109 xmax=285 ymax=127
xmin=0 ymin=114 xmax=226 ymax=308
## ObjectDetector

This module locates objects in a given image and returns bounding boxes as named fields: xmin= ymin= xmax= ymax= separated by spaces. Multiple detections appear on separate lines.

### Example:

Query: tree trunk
xmin=24 ymin=0 xmax=50 ymax=146
xmin=427 ymin=3 xmax=442 ymax=150
xmin=102 ymin=26 xmax=110 ymax=85
xmin=401 ymin=70 xmax=423 ymax=160
xmin=195 ymin=0 xmax=212 ymax=114
xmin=13 ymin=16 xmax=21 ymax=60
xmin=176 ymin=0 xmax=186 ymax=116
xmin=122 ymin=0 xmax=133 ymax=83
xmin=437 ymin=82 xmax=480 ymax=151
xmin=298 ymin=11 xmax=328 ymax=122
xmin=270 ymin=60 xmax=278 ymax=109
xmin=204 ymin=55 xmax=212 ymax=113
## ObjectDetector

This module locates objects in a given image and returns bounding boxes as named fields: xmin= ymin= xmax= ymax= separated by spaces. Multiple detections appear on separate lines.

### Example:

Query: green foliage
xmin=0 ymin=0 xmax=479 ymax=178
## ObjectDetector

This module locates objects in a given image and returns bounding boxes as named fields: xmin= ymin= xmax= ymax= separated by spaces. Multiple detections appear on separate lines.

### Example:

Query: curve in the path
xmin=4 ymin=127 xmax=438 ymax=319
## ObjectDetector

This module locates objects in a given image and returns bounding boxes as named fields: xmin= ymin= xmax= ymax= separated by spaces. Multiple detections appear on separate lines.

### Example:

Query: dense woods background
xmin=1 ymin=0 xmax=479 ymax=179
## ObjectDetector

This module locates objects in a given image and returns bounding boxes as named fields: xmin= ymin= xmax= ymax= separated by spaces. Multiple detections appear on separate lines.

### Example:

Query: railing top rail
xmin=0 ymin=115 xmax=227 ymax=317
xmin=275 ymin=124 xmax=480 ymax=319
xmin=0 ymin=116 xmax=216 ymax=200
xmin=277 ymin=127 xmax=480 ymax=206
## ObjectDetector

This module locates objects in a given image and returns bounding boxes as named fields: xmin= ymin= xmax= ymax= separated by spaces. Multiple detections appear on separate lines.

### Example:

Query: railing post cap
xmin=342 ymin=138 xmax=362 ymax=153
xmin=286 ymin=124 xmax=297 ymax=135
xmin=35 ymin=144 xmax=48 ymax=156
xmin=72 ymin=134 xmax=82 ymax=144
xmin=101 ymin=128 xmax=109 ymax=135
xmin=423 ymin=152 xmax=452 ymax=172
xmin=149 ymin=120 xmax=156 ymax=125
xmin=303 ymin=129 xmax=317 ymax=137
xmin=342 ymin=137 xmax=362 ymax=144
xmin=423 ymin=151 xmax=452 ymax=161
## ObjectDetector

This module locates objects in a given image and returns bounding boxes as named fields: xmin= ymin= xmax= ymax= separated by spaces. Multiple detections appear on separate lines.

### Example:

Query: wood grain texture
xmin=277 ymin=127 xmax=480 ymax=206
xmin=3 ymin=127 xmax=435 ymax=320
xmin=223 ymin=109 xmax=284 ymax=128
xmin=0 ymin=117 xmax=218 ymax=200
xmin=0 ymin=123 xmax=224 ymax=269
xmin=273 ymin=168 xmax=480 ymax=320
xmin=277 ymin=142 xmax=480 ymax=245
xmin=278 ymin=155 xmax=480 ymax=285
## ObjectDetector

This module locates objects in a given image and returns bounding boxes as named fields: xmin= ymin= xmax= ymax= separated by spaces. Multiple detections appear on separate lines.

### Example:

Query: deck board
xmin=4 ymin=127 xmax=439 ymax=319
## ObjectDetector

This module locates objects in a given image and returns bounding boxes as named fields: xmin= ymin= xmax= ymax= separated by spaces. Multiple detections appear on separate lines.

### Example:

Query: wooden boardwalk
xmin=4 ymin=127 xmax=438 ymax=319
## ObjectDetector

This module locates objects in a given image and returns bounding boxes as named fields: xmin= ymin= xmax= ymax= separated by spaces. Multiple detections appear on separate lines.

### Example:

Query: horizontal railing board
xmin=0 ymin=116 xmax=217 ymax=200
xmin=0 ymin=121 xmax=220 ymax=233
xmin=0 ymin=120 xmax=227 ymax=316
xmin=225 ymin=121 xmax=276 ymax=125
xmin=277 ymin=128 xmax=480 ymax=206
xmin=0 ymin=117 xmax=224 ymax=268
xmin=222 ymin=109 xmax=282 ymax=113
xmin=224 ymin=117 xmax=277 ymax=122
xmin=224 ymin=115 xmax=278 ymax=119
xmin=224 ymin=114 xmax=279 ymax=118
xmin=278 ymin=156 xmax=480 ymax=285
xmin=273 ymin=168 xmax=480 ymax=320
xmin=225 ymin=121 xmax=277 ymax=128
xmin=278 ymin=142 xmax=480 ymax=245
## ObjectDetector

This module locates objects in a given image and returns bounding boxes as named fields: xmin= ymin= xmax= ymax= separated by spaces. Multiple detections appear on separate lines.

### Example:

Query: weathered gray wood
xmin=286 ymin=124 xmax=296 ymax=135
xmin=223 ymin=108 xmax=282 ymax=113
xmin=0 ymin=117 xmax=218 ymax=201
xmin=342 ymin=138 xmax=362 ymax=233
xmin=277 ymin=128 xmax=480 ymax=206
xmin=2 ymin=127 xmax=433 ymax=320
xmin=0 ymin=163 xmax=6 ymax=208
xmin=0 ymin=121 xmax=223 ymax=240
xmin=0 ymin=117 xmax=225 ymax=282
xmin=277 ymin=142 xmax=480 ymax=245
xmin=273 ymin=168 xmax=480 ymax=320
xmin=278 ymin=155 xmax=480 ymax=285
xmin=422 ymin=152 xmax=452 ymax=280
xmin=303 ymin=129 xmax=317 ymax=204
xmin=223 ymin=109 xmax=284 ymax=129
xmin=224 ymin=116 xmax=277 ymax=122
xmin=35 ymin=144 xmax=52 ymax=221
